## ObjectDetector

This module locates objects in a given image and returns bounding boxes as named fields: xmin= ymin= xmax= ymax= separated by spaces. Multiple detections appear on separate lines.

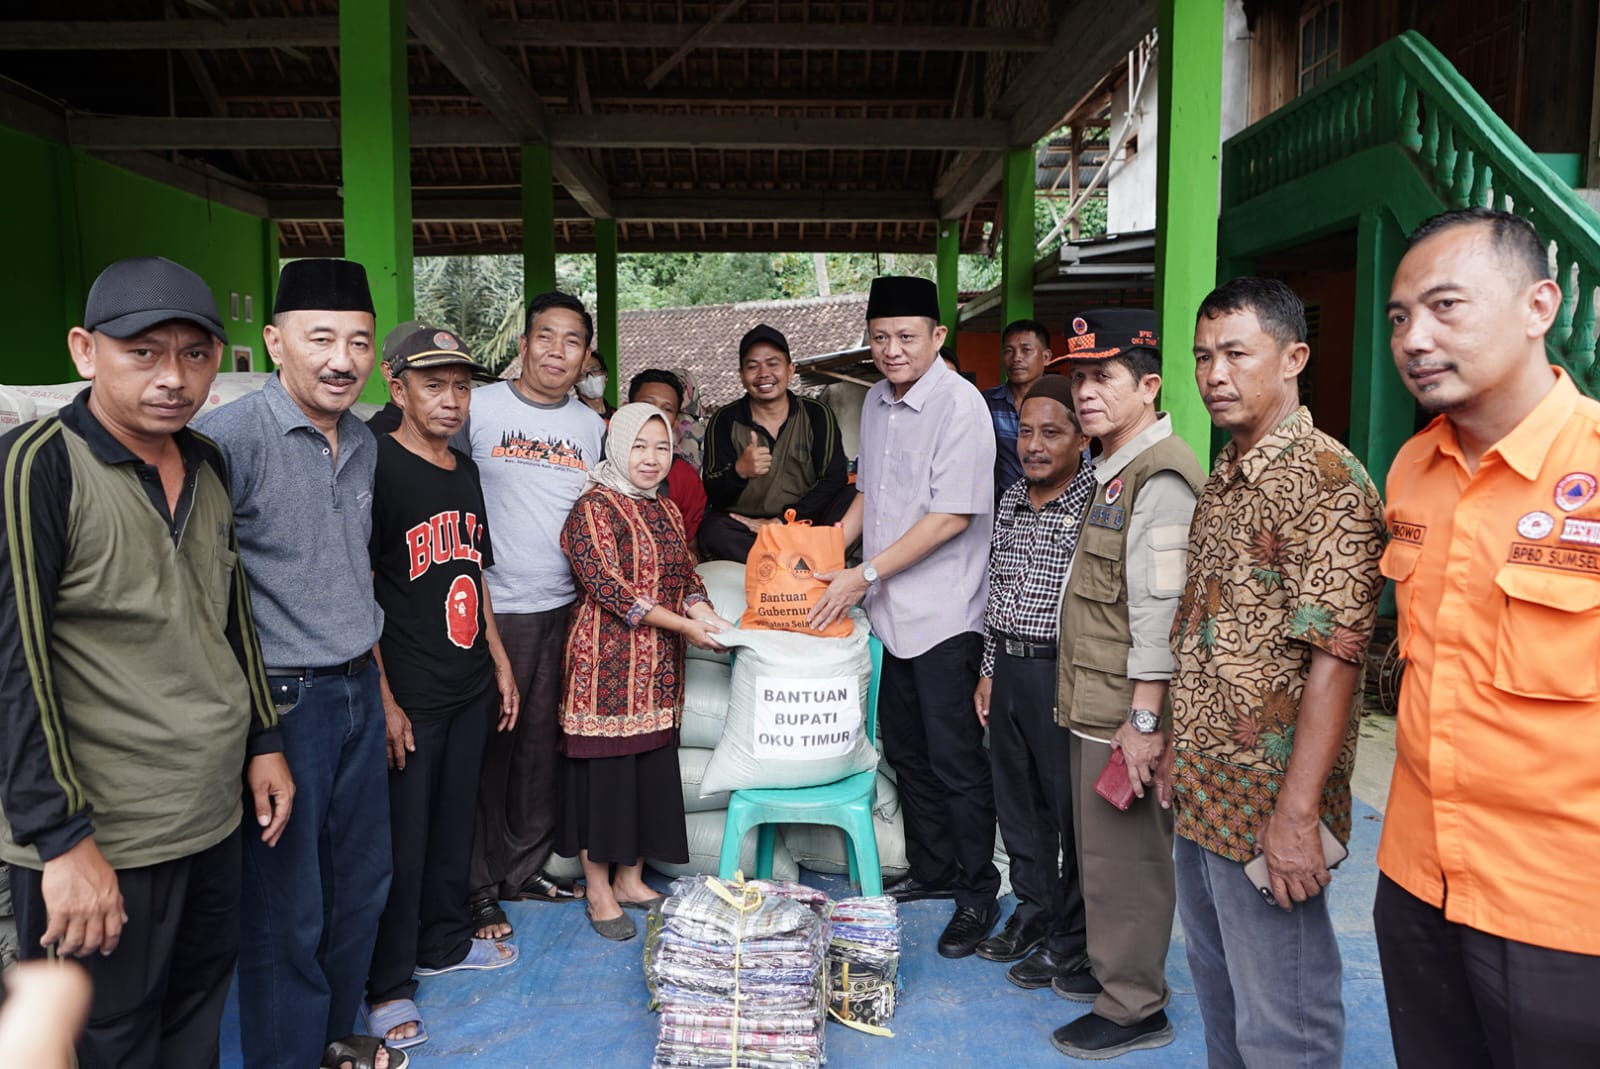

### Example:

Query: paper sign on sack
xmin=753 ymin=676 xmax=861 ymax=760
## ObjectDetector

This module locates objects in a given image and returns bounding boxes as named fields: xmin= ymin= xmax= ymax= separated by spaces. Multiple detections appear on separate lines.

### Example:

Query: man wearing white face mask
xmin=574 ymin=350 xmax=615 ymax=420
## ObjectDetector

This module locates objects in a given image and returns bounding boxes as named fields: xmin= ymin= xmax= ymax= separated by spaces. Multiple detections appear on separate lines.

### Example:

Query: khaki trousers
xmin=1070 ymin=731 xmax=1176 ymax=1026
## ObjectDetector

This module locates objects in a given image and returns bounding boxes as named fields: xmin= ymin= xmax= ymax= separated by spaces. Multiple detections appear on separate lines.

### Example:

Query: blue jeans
xmin=238 ymin=664 xmax=392 ymax=1069
xmin=1175 ymin=834 xmax=1344 ymax=1069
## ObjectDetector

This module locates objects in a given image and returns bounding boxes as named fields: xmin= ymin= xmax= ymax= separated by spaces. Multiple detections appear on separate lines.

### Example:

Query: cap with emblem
xmin=83 ymin=256 xmax=228 ymax=343
xmin=1048 ymin=308 xmax=1160 ymax=367
xmin=382 ymin=319 xmax=435 ymax=365
xmin=739 ymin=323 xmax=791 ymax=360
xmin=866 ymin=276 xmax=941 ymax=321
xmin=384 ymin=325 xmax=495 ymax=381
xmin=272 ymin=258 xmax=375 ymax=316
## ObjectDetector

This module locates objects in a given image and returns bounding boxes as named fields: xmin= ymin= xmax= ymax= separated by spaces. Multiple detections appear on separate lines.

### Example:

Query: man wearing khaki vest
xmin=699 ymin=324 xmax=852 ymax=562
xmin=1046 ymin=310 xmax=1202 ymax=1060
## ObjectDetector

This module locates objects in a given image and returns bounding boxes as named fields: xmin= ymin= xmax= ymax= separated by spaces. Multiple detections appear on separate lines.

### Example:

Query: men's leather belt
xmin=265 ymin=651 xmax=372 ymax=680
xmin=999 ymin=634 xmax=1057 ymax=659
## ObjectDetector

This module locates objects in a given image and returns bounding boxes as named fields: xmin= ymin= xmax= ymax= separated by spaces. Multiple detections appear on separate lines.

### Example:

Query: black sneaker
xmin=1050 ymin=1010 xmax=1174 ymax=1060
xmin=975 ymin=911 xmax=1050 ymax=963
xmin=936 ymin=901 xmax=1001 ymax=959
xmin=1006 ymin=947 xmax=1087 ymax=990
xmin=1049 ymin=965 xmax=1104 ymax=1003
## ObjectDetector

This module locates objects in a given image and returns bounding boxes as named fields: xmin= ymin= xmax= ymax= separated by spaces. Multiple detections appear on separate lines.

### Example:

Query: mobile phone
xmin=1243 ymin=821 xmax=1349 ymax=904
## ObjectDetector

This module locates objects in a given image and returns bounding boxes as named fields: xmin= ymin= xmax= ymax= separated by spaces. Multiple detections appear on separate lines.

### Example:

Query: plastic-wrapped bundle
xmin=647 ymin=876 xmax=828 ymax=1069
xmin=825 ymin=896 xmax=901 ymax=1034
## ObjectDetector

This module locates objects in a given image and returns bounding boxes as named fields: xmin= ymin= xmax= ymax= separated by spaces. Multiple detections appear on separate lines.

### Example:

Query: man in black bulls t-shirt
xmin=362 ymin=326 xmax=522 ymax=1052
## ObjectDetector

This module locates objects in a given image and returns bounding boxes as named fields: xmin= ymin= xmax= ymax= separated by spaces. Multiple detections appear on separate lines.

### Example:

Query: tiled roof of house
xmin=502 ymin=293 xmax=870 ymax=413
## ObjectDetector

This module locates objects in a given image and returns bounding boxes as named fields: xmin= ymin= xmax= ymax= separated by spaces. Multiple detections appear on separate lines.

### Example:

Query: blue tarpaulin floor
xmin=220 ymin=800 xmax=1393 ymax=1069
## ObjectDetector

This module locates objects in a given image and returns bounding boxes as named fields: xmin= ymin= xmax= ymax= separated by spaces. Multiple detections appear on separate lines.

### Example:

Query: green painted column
xmin=340 ymin=0 xmax=412 ymax=402
xmin=936 ymin=218 xmax=960 ymax=346
xmin=1000 ymin=145 xmax=1035 ymax=326
xmin=522 ymin=143 xmax=557 ymax=299
xmin=1154 ymin=0 xmax=1225 ymax=467
xmin=1349 ymin=209 xmax=1415 ymax=485
xmin=594 ymin=218 xmax=619 ymax=408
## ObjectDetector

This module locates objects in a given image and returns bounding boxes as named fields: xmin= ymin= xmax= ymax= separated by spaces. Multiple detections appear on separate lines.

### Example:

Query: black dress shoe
xmin=1050 ymin=1010 xmax=1174 ymax=1059
xmin=1005 ymin=947 xmax=1087 ymax=989
xmin=1050 ymin=964 xmax=1104 ymax=1003
xmin=883 ymin=874 xmax=956 ymax=903
xmin=975 ymin=911 xmax=1050 ymax=962
xmin=936 ymin=900 xmax=1001 ymax=959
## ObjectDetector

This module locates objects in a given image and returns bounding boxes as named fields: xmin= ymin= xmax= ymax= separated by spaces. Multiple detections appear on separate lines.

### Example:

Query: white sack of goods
xmin=647 ymin=809 xmax=799 ymax=883
xmin=688 ymin=561 xmax=747 ymax=664
xmin=780 ymin=772 xmax=910 ymax=880
xmin=679 ymin=660 xmax=733 ymax=750
xmin=701 ymin=610 xmax=877 ymax=795
xmin=0 ymin=385 xmax=38 ymax=433
xmin=676 ymin=747 xmax=728 ymax=813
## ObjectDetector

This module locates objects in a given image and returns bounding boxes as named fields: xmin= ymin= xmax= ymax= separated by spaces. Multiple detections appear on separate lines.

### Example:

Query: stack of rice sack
xmin=825 ymin=895 xmax=901 ymax=1033
xmin=648 ymin=876 xmax=828 ymax=1069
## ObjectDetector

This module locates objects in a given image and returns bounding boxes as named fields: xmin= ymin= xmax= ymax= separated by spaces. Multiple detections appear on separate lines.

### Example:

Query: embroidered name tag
xmin=1088 ymin=504 xmax=1126 ymax=530
xmin=1507 ymin=541 xmax=1600 ymax=575
xmin=1390 ymin=521 xmax=1426 ymax=546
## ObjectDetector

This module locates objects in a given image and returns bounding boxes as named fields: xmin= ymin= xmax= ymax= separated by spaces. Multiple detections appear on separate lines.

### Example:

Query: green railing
xmin=1223 ymin=30 xmax=1600 ymax=396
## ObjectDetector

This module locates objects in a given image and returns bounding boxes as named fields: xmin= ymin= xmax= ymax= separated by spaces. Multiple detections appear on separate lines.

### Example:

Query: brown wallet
xmin=1094 ymin=748 xmax=1137 ymax=811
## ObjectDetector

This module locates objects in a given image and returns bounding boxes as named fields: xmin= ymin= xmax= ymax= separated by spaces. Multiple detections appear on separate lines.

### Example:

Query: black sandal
xmin=508 ymin=871 xmax=585 ymax=903
xmin=322 ymin=1034 xmax=409 ymax=1069
xmin=468 ymin=895 xmax=513 ymax=938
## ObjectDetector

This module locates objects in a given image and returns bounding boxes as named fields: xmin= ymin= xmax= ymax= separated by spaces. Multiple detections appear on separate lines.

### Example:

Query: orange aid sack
xmin=740 ymin=509 xmax=853 ymax=639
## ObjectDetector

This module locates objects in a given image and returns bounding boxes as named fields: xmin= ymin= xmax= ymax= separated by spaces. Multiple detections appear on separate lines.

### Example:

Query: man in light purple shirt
xmin=811 ymin=275 xmax=1000 ymax=959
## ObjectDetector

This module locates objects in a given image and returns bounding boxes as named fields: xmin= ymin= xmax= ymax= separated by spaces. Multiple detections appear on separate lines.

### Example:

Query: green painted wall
xmin=0 ymin=125 xmax=277 ymax=386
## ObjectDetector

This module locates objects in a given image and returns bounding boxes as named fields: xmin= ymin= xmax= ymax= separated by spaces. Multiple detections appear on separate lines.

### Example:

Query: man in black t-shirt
xmin=363 ymin=326 xmax=521 ymax=1053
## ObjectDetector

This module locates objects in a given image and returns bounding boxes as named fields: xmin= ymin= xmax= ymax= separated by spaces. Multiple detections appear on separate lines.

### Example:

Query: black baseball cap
xmin=384 ymin=325 xmax=495 ymax=381
xmin=83 ymin=256 xmax=228 ymax=343
xmin=1049 ymin=308 xmax=1160 ymax=365
xmin=739 ymin=324 xmax=791 ymax=359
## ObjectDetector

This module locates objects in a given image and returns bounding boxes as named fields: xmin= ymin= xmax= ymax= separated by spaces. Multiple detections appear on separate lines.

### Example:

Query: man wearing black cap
xmin=810 ymin=276 xmax=1001 ymax=960
xmin=972 ymin=375 xmax=1097 ymax=992
xmin=363 ymin=327 xmax=521 ymax=1053
xmin=0 ymin=256 xmax=291 ymax=1068
xmin=699 ymin=323 xmax=851 ymax=562
xmin=1046 ymin=309 xmax=1202 ymax=1060
xmin=200 ymin=258 xmax=394 ymax=1069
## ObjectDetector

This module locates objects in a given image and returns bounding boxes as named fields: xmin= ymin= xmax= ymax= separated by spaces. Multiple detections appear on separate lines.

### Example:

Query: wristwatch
xmin=861 ymin=560 xmax=880 ymax=585
xmin=1128 ymin=708 xmax=1160 ymax=735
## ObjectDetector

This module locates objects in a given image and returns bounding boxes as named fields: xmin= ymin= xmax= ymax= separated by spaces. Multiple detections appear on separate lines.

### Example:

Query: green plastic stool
xmin=716 ymin=635 xmax=885 ymax=895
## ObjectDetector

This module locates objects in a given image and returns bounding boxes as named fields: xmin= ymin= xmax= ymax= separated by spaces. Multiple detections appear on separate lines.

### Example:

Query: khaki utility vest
xmin=1056 ymin=435 xmax=1203 ymax=737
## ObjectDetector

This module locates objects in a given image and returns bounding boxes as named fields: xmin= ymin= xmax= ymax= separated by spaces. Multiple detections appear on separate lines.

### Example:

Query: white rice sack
xmin=701 ymin=612 xmax=878 ymax=795
xmin=544 ymin=852 xmax=584 ymax=880
xmin=200 ymin=371 xmax=275 ymax=414
xmin=11 ymin=382 xmax=88 ymax=420
xmin=0 ymin=385 xmax=38 ymax=432
xmin=689 ymin=561 xmax=748 ymax=664
xmin=779 ymin=803 xmax=911 ymax=882
xmin=678 ymin=747 xmax=729 ymax=813
xmin=647 ymin=808 xmax=798 ymax=883
xmin=680 ymin=660 xmax=732 ymax=750
xmin=872 ymin=770 xmax=899 ymax=821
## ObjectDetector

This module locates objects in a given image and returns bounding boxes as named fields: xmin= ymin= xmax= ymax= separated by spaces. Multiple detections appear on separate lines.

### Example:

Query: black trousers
xmin=470 ymin=605 xmax=569 ymax=901
xmin=1375 ymin=873 xmax=1600 ymax=1068
xmin=698 ymin=483 xmax=858 ymax=563
xmin=877 ymin=630 xmax=999 ymax=910
xmin=987 ymin=649 xmax=1086 ymax=957
xmin=13 ymin=827 xmax=242 ymax=1069
xmin=368 ymin=688 xmax=494 ymax=1004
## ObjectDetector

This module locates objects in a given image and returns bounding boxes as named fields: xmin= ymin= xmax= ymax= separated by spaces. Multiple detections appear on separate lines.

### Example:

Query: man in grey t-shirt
xmin=458 ymin=292 xmax=605 ymax=934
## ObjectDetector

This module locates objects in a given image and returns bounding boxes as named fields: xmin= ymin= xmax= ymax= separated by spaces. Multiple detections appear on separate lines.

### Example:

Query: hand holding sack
xmin=740 ymin=509 xmax=852 ymax=639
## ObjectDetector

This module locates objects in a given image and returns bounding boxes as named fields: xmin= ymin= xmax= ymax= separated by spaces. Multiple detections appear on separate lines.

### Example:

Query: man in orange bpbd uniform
xmin=1377 ymin=207 xmax=1600 ymax=1067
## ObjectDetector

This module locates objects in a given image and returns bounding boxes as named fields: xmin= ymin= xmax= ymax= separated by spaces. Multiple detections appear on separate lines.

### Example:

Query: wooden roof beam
xmin=271 ymin=190 xmax=939 ymax=223
xmin=406 ymin=0 xmax=612 ymax=218
xmin=934 ymin=0 xmax=1155 ymax=221
xmin=65 ymin=113 xmax=1009 ymax=152
xmin=2 ymin=18 xmax=1051 ymax=54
